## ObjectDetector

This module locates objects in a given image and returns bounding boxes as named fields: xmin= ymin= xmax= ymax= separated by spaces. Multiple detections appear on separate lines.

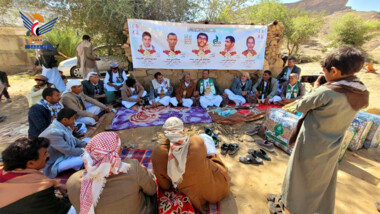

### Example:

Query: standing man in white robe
xmin=149 ymin=72 xmax=173 ymax=107
xmin=76 ymin=35 xmax=100 ymax=78
xmin=33 ymin=40 xmax=66 ymax=92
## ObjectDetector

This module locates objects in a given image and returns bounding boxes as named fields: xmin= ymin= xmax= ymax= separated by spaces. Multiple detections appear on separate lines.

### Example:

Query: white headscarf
xmin=86 ymin=72 xmax=98 ymax=81
xmin=65 ymin=79 xmax=81 ymax=92
xmin=163 ymin=117 xmax=190 ymax=188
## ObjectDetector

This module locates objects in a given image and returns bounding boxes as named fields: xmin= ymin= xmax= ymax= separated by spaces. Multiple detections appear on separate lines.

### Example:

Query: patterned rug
xmin=111 ymin=106 xmax=213 ymax=130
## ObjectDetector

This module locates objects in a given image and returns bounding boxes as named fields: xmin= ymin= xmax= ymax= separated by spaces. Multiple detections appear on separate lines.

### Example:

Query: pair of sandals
xmin=239 ymin=149 xmax=271 ymax=165
xmin=205 ymin=127 xmax=220 ymax=147
xmin=267 ymin=194 xmax=284 ymax=214
xmin=220 ymin=143 xmax=239 ymax=155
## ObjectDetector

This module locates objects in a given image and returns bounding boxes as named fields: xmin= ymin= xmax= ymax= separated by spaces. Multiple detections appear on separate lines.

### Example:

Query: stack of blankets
xmin=263 ymin=108 xmax=380 ymax=162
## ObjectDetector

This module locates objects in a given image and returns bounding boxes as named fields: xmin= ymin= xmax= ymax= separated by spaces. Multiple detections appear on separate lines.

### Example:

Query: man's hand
xmin=152 ymin=100 xmax=157 ymax=107
xmin=179 ymin=99 xmax=183 ymax=104
xmin=92 ymin=115 xmax=99 ymax=121
xmin=255 ymin=91 xmax=260 ymax=97
xmin=56 ymin=184 xmax=67 ymax=194
xmin=136 ymin=97 xmax=141 ymax=103
xmin=33 ymin=65 xmax=37 ymax=71
xmin=105 ymin=107 xmax=111 ymax=113
xmin=264 ymin=98 xmax=270 ymax=104
xmin=315 ymin=75 xmax=324 ymax=88
xmin=222 ymin=93 xmax=228 ymax=97
xmin=241 ymin=91 xmax=248 ymax=96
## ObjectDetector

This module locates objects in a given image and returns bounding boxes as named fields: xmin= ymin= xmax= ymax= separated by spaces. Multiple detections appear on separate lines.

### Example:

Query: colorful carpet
xmin=120 ymin=148 xmax=153 ymax=172
xmin=111 ymin=106 xmax=213 ymax=130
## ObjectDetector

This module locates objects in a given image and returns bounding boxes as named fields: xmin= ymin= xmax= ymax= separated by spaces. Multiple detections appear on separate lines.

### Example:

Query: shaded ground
xmin=0 ymin=65 xmax=380 ymax=213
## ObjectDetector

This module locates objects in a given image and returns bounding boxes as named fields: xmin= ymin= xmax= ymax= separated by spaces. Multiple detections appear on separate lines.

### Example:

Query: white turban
xmin=66 ymin=79 xmax=82 ymax=92
xmin=163 ymin=117 xmax=189 ymax=188
xmin=86 ymin=72 xmax=98 ymax=80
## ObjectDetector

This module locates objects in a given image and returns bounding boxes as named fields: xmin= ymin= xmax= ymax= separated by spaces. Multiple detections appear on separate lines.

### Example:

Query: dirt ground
xmin=1 ymin=63 xmax=380 ymax=213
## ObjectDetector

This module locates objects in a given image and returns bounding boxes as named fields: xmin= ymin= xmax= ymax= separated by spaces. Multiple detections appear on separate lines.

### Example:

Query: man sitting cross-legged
xmin=152 ymin=117 xmax=230 ymax=212
xmin=170 ymin=72 xmax=199 ymax=108
xmin=252 ymin=70 xmax=278 ymax=104
xmin=224 ymin=71 xmax=254 ymax=106
xmin=67 ymin=132 xmax=157 ymax=214
xmin=121 ymin=78 xmax=147 ymax=108
xmin=39 ymin=108 xmax=89 ymax=178
xmin=62 ymin=79 xmax=111 ymax=126
xmin=149 ymin=72 xmax=173 ymax=107
xmin=271 ymin=73 xmax=305 ymax=106
xmin=196 ymin=69 xmax=227 ymax=108
xmin=0 ymin=137 xmax=72 ymax=214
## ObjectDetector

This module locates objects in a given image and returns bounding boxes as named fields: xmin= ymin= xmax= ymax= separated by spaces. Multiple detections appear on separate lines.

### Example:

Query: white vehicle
xmin=58 ymin=45 xmax=128 ymax=78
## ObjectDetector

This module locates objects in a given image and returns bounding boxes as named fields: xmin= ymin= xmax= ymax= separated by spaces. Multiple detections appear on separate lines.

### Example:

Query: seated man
xmin=121 ymin=78 xmax=147 ymax=108
xmin=28 ymin=88 xmax=62 ymax=138
xmin=82 ymin=72 xmax=106 ymax=104
xmin=62 ymin=79 xmax=111 ymax=126
xmin=196 ymin=69 xmax=227 ymax=108
xmin=149 ymin=72 xmax=173 ymax=107
xmin=67 ymin=132 xmax=157 ymax=214
xmin=271 ymin=73 xmax=305 ymax=105
xmin=252 ymin=70 xmax=278 ymax=104
xmin=170 ymin=72 xmax=199 ymax=108
xmin=152 ymin=117 xmax=230 ymax=212
xmin=0 ymin=137 xmax=72 ymax=214
xmin=26 ymin=74 xmax=53 ymax=107
xmin=103 ymin=62 xmax=128 ymax=93
xmin=39 ymin=108 xmax=88 ymax=178
xmin=224 ymin=71 xmax=254 ymax=105
xmin=276 ymin=57 xmax=301 ymax=93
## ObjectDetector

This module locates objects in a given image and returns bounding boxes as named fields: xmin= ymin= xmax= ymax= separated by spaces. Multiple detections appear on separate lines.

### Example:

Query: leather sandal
xmin=239 ymin=153 xmax=263 ymax=165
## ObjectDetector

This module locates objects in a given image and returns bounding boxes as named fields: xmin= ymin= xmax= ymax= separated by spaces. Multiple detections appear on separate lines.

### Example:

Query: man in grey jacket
xmin=224 ymin=71 xmax=254 ymax=105
xmin=40 ymin=108 xmax=89 ymax=178
xmin=252 ymin=70 xmax=278 ymax=104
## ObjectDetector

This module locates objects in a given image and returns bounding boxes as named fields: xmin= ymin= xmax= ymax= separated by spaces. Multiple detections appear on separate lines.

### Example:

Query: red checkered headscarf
xmin=80 ymin=132 xmax=130 ymax=214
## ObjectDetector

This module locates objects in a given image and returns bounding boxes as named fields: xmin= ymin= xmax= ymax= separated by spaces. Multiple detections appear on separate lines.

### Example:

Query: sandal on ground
xmin=228 ymin=143 xmax=239 ymax=155
xmin=249 ymin=149 xmax=271 ymax=161
xmin=245 ymin=125 xmax=261 ymax=136
xmin=221 ymin=143 xmax=230 ymax=155
xmin=205 ymin=127 xmax=213 ymax=136
xmin=266 ymin=193 xmax=281 ymax=202
xmin=239 ymin=153 xmax=263 ymax=164
xmin=212 ymin=133 xmax=220 ymax=147
xmin=268 ymin=201 xmax=283 ymax=214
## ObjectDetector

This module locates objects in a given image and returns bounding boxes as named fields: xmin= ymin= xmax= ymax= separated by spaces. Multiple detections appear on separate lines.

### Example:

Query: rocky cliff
xmin=286 ymin=0 xmax=349 ymax=14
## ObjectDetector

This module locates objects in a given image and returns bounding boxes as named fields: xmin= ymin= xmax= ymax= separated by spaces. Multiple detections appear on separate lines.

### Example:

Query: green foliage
xmin=284 ymin=9 xmax=324 ymax=55
xmin=214 ymin=0 xmax=324 ymax=55
xmin=43 ymin=26 xmax=82 ymax=63
xmin=328 ymin=13 xmax=380 ymax=48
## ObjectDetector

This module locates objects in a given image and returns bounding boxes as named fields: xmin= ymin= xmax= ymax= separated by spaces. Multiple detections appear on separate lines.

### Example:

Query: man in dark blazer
xmin=81 ymin=72 xmax=106 ymax=103
xmin=276 ymin=57 xmax=301 ymax=94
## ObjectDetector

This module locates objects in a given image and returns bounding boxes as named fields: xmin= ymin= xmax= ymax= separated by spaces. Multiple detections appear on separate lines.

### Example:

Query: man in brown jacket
xmin=121 ymin=78 xmax=147 ymax=108
xmin=62 ymin=80 xmax=111 ymax=126
xmin=170 ymin=72 xmax=199 ymax=107
xmin=67 ymin=132 xmax=157 ymax=214
xmin=152 ymin=117 xmax=230 ymax=212
xmin=76 ymin=35 xmax=100 ymax=78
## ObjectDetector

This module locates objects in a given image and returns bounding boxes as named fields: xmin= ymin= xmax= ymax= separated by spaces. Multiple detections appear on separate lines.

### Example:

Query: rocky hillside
xmin=285 ymin=0 xmax=349 ymax=14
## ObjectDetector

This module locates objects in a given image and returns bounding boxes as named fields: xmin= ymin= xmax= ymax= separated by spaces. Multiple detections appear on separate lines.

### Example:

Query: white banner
xmin=128 ymin=19 xmax=267 ymax=70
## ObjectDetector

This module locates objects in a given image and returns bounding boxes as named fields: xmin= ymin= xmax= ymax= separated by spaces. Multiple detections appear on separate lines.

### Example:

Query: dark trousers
xmin=0 ymin=87 xmax=10 ymax=99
